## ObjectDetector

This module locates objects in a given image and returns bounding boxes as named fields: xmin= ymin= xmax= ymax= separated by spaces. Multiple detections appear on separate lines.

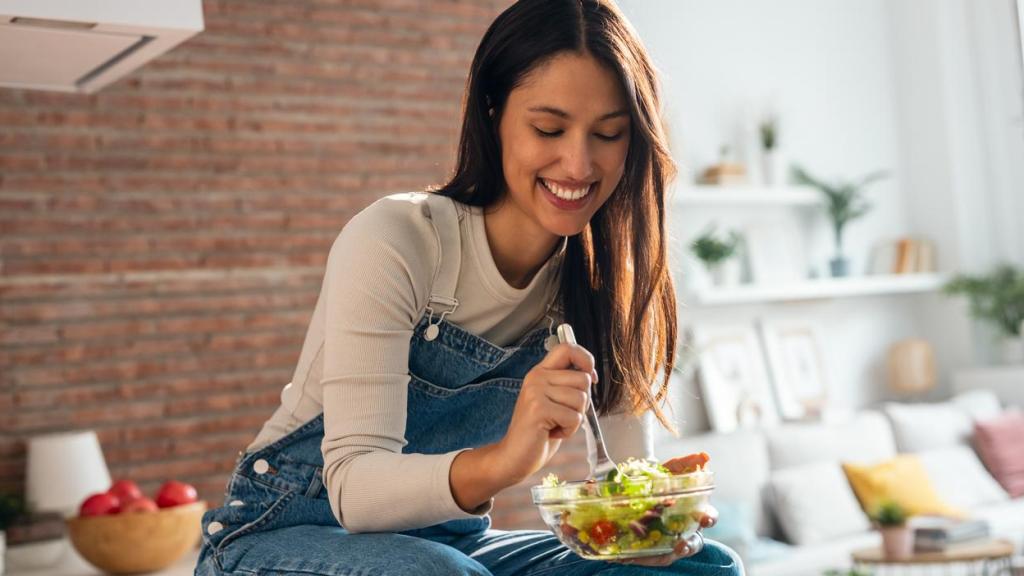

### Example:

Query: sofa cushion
xmin=768 ymin=462 xmax=870 ymax=545
xmin=883 ymin=401 xmax=973 ymax=452
xmin=972 ymin=497 xmax=1024 ymax=545
xmin=660 ymin=428 xmax=773 ymax=536
xmin=916 ymin=445 xmax=1009 ymax=508
xmin=704 ymin=499 xmax=757 ymax=550
xmin=974 ymin=409 xmax=1024 ymax=497
xmin=749 ymin=530 xmax=880 ymax=576
xmin=766 ymin=411 xmax=895 ymax=470
xmin=951 ymin=389 xmax=1003 ymax=422
xmin=842 ymin=455 xmax=963 ymax=518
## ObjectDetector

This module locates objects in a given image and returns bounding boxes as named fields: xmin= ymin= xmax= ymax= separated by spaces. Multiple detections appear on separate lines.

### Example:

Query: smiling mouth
xmin=540 ymin=178 xmax=598 ymax=202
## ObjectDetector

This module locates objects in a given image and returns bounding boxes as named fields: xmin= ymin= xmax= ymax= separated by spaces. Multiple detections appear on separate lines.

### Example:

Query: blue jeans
xmin=194 ymin=416 xmax=743 ymax=576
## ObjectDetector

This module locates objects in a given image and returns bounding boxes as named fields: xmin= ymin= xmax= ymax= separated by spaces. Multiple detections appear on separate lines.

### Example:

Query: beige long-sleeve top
xmin=247 ymin=192 xmax=653 ymax=533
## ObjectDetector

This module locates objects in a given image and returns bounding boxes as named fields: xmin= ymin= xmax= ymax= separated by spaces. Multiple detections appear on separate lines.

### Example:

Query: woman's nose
xmin=562 ymin=138 xmax=595 ymax=182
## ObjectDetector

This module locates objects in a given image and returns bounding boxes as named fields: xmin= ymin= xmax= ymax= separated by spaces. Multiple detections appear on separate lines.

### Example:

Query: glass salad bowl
xmin=531 ymin=456 xmax=714 ymax=560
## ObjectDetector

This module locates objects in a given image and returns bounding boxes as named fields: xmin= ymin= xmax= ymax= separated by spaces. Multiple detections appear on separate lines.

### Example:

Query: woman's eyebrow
xmin=527 ymin=106 xmax=628 ymax=121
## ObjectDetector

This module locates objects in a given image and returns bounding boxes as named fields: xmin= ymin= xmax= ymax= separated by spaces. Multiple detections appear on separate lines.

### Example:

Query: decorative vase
xmin=880 ymin=526 xmax=913 ymax=559
xmin=829 ymin=255 xmax=850 ymax=278
xmin=1003 ymin=336 xmax=1024 ymax=365
xmin=708 ymin=259 xmax=742 ymax=287
xmin=709 ymin=264 xmax=726 ymax=287
xmin=761 ymin=150 xmax=783 ymax=186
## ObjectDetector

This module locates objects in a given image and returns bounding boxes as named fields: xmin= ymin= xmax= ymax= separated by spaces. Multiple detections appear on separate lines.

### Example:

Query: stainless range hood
xmin=0 ymin=0 xmax=204 ymax=93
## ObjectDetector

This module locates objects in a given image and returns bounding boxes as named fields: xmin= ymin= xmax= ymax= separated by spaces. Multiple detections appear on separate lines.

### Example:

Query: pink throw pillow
xmin=974 ymin=409 xmax=1024 ymax=498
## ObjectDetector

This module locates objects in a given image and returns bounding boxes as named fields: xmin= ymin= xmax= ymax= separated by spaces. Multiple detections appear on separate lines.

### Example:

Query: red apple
xmin=121 ymin=496 xmax=159 ymax=513
xmin=155 ymin=480 xmax=198 ymax=508
xmin=79 ymin=492 xmax=120 ymax=517
xmin=107 ymin=479 xmax=143 ymax=503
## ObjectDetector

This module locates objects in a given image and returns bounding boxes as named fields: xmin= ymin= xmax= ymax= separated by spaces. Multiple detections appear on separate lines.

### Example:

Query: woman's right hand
xmin=494 ymin=342 xmax=600 ymax=486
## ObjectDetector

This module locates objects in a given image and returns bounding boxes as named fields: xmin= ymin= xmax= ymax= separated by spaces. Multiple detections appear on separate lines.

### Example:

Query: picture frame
xmin=758 ymin=319 xmax=829 ymax=421
xmin=689 ymin=323 xmax=780 ymax=432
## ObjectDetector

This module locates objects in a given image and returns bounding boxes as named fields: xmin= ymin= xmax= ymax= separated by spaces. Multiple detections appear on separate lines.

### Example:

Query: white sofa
xmin=659 ymin=390 xmax=1024 ymax=576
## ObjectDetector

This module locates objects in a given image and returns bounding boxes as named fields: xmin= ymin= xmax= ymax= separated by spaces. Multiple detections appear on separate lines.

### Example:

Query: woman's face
xmin=496 ymin=51 xmax=631 ymax=240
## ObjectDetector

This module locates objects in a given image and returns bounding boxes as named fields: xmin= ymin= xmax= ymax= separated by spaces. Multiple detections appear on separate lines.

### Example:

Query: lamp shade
xmin=887 ymin=339 xmax=936 ymax=395
xmin=26 ymin=431 xmax=111 ymax=517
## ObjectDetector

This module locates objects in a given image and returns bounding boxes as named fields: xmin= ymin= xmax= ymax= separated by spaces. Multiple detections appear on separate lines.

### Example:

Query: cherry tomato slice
xmin=588 ymin=520 xmax=617 ymax=546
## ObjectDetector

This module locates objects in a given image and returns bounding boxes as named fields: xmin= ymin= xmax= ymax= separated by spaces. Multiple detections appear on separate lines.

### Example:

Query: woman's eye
xmin=533 ymin=127 xmax=624 ymax=142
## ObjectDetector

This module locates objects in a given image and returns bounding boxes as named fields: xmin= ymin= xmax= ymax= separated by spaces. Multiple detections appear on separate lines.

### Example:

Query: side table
xmin=851 ymin=538 xmax=1014 ymax=575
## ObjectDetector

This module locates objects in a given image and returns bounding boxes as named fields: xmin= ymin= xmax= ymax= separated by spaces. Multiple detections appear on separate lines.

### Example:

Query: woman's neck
xmin=483 ymin=203 xmax=561 ymax=289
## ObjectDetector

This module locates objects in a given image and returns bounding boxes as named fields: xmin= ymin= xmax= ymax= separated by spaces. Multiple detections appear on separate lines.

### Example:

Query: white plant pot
xmin=1 ymin=530 xmax=6 ymax=575
xmin=709 ymin=260 xmax=742 ymax=287
xmin=1003 ymin=336 xmax=1024 ymax=365
xmin=761 ymin=150 xmax=784 ymax=186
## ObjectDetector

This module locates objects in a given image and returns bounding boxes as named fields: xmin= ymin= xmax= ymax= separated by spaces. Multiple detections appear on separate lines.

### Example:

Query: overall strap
xmin=423 ymin=193 xmax=462 ymax=340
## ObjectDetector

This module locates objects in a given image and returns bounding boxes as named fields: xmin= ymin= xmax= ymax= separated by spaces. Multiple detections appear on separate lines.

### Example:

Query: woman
xmin=195 ymin=1 xmax=742 ymax=574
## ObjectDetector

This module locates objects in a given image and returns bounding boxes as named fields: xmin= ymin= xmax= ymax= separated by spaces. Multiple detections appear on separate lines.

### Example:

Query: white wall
xmin=890 ymin=0 xmax=1024 ymax=367
xmin=617 ymin=0 xmax=1023 ymax=436
xmin=619 ymin=0 xmax=905 ymax=272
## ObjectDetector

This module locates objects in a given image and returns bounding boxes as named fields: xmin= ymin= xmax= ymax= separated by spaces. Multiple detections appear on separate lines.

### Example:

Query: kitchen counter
xmin=5 ymin=541 xmax=199 ymax=576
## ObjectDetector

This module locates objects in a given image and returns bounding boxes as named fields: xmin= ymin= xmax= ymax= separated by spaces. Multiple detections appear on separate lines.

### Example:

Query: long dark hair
xmin=431 ymin=0 xmax=679 ymax=434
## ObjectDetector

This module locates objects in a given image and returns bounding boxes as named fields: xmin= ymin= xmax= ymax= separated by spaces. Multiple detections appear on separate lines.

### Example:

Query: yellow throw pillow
xmin=842 ymin=455 xmax=964 ymax=519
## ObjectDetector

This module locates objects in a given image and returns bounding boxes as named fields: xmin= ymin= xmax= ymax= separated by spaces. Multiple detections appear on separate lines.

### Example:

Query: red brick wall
xmin=0 ymin=0 xmax=596 ymax=532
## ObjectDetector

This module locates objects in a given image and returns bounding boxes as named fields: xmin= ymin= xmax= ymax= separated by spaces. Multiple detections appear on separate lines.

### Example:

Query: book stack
xmin=869 ymin=237 xmax=937 ymax=275
xmin=913 ymin=517 xmax=990 ymax=551
xmin=698 ymin=163 xmax=748 ymax=186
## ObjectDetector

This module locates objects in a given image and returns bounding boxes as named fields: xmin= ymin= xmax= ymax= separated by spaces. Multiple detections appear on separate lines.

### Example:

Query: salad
xmin=531 ymin=453 xmax=714 ymax=559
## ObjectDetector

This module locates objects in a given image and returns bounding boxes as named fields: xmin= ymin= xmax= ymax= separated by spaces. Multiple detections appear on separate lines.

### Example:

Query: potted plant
xmin=759 ymin=113 xmax=781 ymax=186
xmin=943 ymin=264 xmax=1024 ymax=364
xmin=690 ymin=225 xmax=742 ymax=287
xmin=871 ymin=499 xmax=912 ymax=560
xmin=0 ymin=492 xmax=26 ymax=575
xmin=790 ymin=165 xmax=888 ymax=277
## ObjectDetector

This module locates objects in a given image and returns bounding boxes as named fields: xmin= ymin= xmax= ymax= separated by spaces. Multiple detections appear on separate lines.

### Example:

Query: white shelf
xmin=685 ymin=273 xmax=948 ymax=306
xmin=673 ymin=185 xmax=821 ymax=207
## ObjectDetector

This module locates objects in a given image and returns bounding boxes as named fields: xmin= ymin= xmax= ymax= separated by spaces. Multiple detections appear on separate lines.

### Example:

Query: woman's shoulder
xmin=327 ymin=192 xmax=440 ymax=280
xmin=346 ymin=191 xmax=465 ymax=229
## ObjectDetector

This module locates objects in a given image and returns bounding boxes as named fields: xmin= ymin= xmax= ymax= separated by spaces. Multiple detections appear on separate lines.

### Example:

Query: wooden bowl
xmin=66 ymin=501 xmax=206 ymax=574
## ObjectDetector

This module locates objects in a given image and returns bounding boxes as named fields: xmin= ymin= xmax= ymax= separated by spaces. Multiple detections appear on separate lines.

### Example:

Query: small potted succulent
xmin=943 ymin=264 xmax=1024 ymax=364
xmin=0 ymin=492 xmax=27 ymax=575
xmin=790 ymin=165 xmax=888 ymax=277
xmin=690 ymin=225 xmax=742 ymax=287
xmin=759 ymin=113 xmax=781 ymax=186
xmin=871 ymin=499 xmax=912 ymax=560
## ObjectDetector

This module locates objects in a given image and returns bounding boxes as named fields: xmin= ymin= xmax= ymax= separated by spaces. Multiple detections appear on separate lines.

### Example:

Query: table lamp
xmin=886 ymin=339 xmax=936 ymax=396
xmin=26 ymin=430 xmax=111 ymax=518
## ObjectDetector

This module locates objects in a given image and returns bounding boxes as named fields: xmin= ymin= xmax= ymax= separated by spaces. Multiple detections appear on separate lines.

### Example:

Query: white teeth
xmin=542 ymin=178 xmax=592 ymax=201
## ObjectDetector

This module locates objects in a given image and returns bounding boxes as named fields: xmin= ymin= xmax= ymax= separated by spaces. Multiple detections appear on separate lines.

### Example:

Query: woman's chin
xmin=542 ymin=217 xmax=589 ymax=238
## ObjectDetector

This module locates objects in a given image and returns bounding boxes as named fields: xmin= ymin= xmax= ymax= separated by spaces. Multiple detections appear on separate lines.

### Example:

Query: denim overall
xmin=195 ymin=194 xmax=742 ymax=576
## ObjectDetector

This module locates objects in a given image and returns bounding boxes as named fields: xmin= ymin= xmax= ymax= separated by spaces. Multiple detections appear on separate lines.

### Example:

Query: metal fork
xmin=556 ymin=323 xmax=619 ymax=480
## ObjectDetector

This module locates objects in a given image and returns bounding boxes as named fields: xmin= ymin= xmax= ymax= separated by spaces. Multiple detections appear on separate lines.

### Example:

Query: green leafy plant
xmin=790 ymin=165 xmax=888 ymax=255
xmin=0 ymin=492 xmax=25 ymax=531
xmin=944 ymin=264 xmax=1024 ymax=337
xmin=759 ymin=115 xmax=777 ymax=151
xmin=690 ymin=226 xmax=740 ymax=268
xmin=871 ymin=499 xmax=908 ymax=527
